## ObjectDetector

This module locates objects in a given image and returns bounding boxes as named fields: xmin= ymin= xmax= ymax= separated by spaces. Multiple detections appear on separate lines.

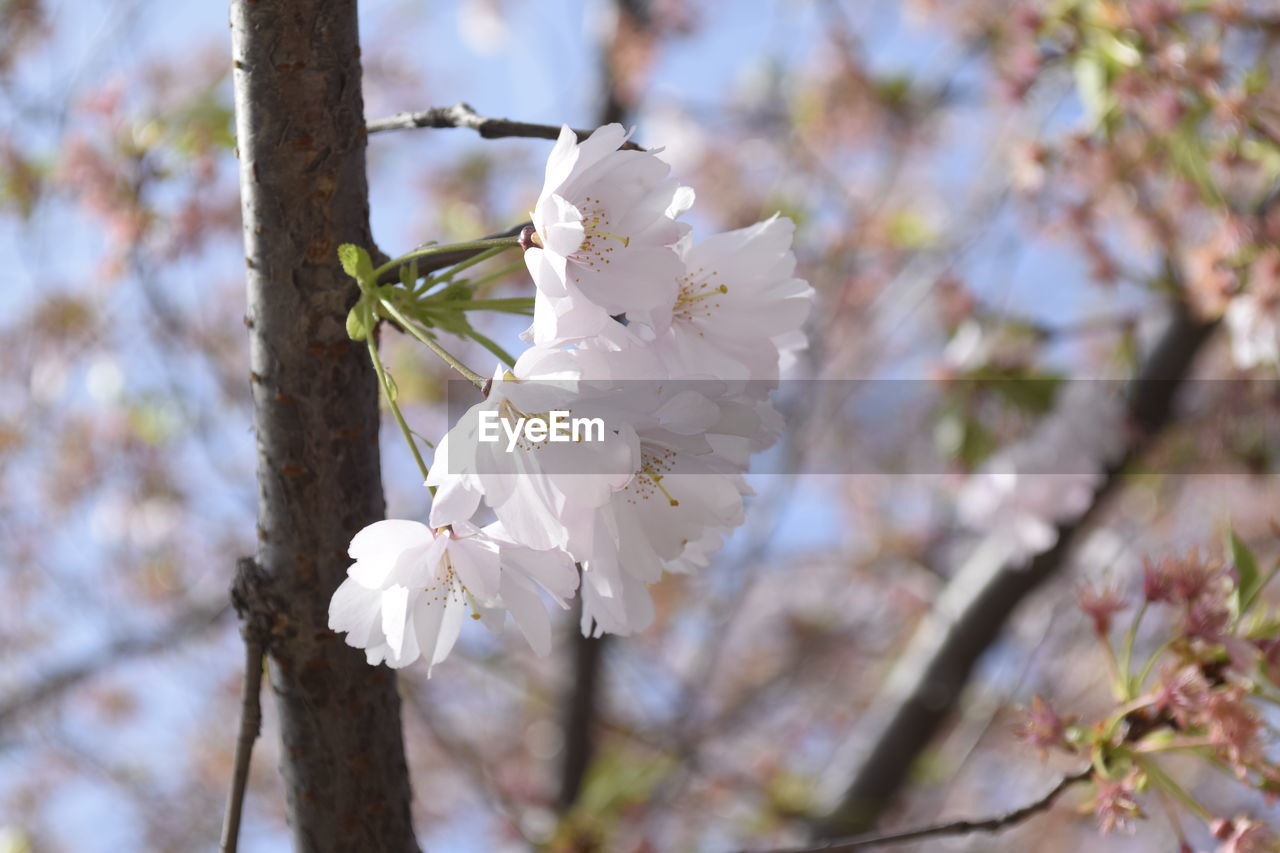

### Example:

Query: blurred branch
xmin=220 ymin=557 xmax=272 ymax=853
xmin=974 ymin=302 xmax=1141 ymax=341
xmin=0 ymin=599 xmax=229 ymax=730
xmin=557 ymin=605 xmax=608 ymax=812
xmin=812 ymin=298 xmax=1217 ymax=838
xmin=366 ymin=102 xmax=643 ymax=149
xmin=755 ymin=768 xmax=1090 ymax=852
xmin=400 ymin=683 xmax=532 ymax=843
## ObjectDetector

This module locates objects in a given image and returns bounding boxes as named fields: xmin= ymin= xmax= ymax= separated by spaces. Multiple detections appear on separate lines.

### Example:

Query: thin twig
xmin=220 ymin=631 xmax=265 ymax=853
xmin=751 ymin=769 xmax=1091 ymax=853
xmin=220 ymin=557 xmax=275 ymax=853
xmin=366 ymin=101 xmax=643 ymax=150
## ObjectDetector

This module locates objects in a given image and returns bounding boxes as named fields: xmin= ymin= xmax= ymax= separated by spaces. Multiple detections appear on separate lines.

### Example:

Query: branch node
xmin=231 ymin=555 xmax=281 ymax=649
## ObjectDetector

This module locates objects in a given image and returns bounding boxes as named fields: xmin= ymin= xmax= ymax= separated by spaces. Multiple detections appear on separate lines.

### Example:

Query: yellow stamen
xmin=641 ymin=464 xmax=680 ymax=507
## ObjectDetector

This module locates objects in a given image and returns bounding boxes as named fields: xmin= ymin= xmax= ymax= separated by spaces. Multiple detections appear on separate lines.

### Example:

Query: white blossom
xmin=327 ymin=518 xmax=576 ymax=671
xmin=328 ymin=520 xmax=496 ymax=671
xmin=333 ymin=122 xmax=817 ymax=669
xmin=650 ymin=215 xmax=813 ymax=384
xmin=523 ymin=124 xmax=693 ymax=346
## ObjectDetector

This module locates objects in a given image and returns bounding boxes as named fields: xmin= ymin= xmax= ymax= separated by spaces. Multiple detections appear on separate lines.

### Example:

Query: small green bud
xmin=338 ymin=243 xmax=375 ymax=284
xmin=346 ymin=303 xmax=370 ymax=341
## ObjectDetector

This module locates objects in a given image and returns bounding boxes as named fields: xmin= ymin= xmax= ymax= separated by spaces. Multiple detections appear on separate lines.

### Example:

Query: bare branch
xmin=220 ymin=557 xmax=272 ymax=853
xmin=0 ymin=600 xmax=229 ymax=730
xmin=220 ymin=635 xmax=264 ymax=853
xmin=754 ymin=769 xmax=1091 ymax=853
xmin=366 ymin=102 xmax=643 ymax=149
xmin=812 ymin=299 xmax=1216 ymax=838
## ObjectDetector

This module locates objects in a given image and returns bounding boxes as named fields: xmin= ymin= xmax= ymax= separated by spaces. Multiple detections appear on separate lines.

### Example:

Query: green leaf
xmin=1244 ymin=64 xmax=1269 ymax=97
xmin=873 ymin=74 xmax=913 ymax=108
xmin=1096 ymin=31 xmax=1141 ymax=69
xmin=345 ymin=303 xmax=370 ymax=341
xmin=885 ymin=208 xmax=935 ymax=250
xmin=430 ymin=281 xmax=474 ymax=303
xmin=934 ymin=409 xmax=995 ymax=470
xmin=1228 ymin=528 xmax=1262 ymax=616
xmin=337 ymin=243 xmax=374 ymax=284
xmin=1167 ymin=125 xmax=1222 ymax=207
xmin=1073 ymin=51 xmax=1110 ymax=128
xmin=988 ymin=373 xmax=1063 ymax=414
xmin=397 ymin=258 xmax=423 ymax=292
xmin=423 ymin=307 xmax=474 ymax=338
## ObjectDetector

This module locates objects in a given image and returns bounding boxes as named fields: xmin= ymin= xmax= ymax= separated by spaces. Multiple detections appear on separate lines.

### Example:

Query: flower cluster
xmin=329 ymin=124 xmax=813 ymax=671
xmin=1017 ymin=537 xmax=1280 ymax=851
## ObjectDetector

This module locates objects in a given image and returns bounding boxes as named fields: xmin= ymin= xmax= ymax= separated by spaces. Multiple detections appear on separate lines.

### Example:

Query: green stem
xmin=437 ymin=245 xmax=513 ymax=280
xmin=467 ymin=328 xmax=518 ymax=367
xmin=466 ymin=260 xmax=526 ymax=297
xmin=1136 ymin=756 xmax=1213 ymax=822
xmin=371 ymin=237 xmax=520 ymax=282
xmin=1134 ymin=738 xmax=1214 ymax=754
xmin=1119 ymin=601 xmax=1149 ymax=699
xmin=378 ymin=297 xmax=488 ymax=389
xmin=1132 ymin=638 xmax=1175 ymax=695
xmin=365 ymin=336 xmax=430 ymax=483
xmin=444 ymin=297 xmax=535 ymax=314
xmin=1099 ymin=633 xmax=1124 ymax=700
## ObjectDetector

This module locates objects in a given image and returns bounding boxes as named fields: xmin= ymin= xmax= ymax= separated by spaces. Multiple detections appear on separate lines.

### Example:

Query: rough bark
xmin=229 ymin=1 xmax=419 ymax=849
xmin=812 ymin=303 xmax=1216 ymax=839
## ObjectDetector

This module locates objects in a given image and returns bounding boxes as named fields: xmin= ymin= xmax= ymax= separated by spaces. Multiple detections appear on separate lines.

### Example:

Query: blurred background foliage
xmin=3 ymin=0 xmax=1280 ymax=851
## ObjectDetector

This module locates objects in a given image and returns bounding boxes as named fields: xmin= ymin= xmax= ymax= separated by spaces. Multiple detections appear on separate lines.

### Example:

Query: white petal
xmin=349 ymin=519 xmax=434 ymax=562
xmin=380 ymin=585 xmax=411 ymax=659
xmin=447 ymin=535 xmax=501 ymax=600
xmin=501 ymin=573 xmax=553 ymax=657
xmin=428 ymin=592 xmax=468 ymax=673
xmin=328 ymin=576 xmax=382 ymax=648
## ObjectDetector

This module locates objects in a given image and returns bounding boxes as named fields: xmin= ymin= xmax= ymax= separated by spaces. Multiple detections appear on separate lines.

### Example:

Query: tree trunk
xmin=229 ymin=1 xmax=419 ymax=849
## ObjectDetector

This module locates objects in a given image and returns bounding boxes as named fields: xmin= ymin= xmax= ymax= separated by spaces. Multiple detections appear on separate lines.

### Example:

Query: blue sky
xmin=0 ymin=1 xmax=1156 ymax=849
